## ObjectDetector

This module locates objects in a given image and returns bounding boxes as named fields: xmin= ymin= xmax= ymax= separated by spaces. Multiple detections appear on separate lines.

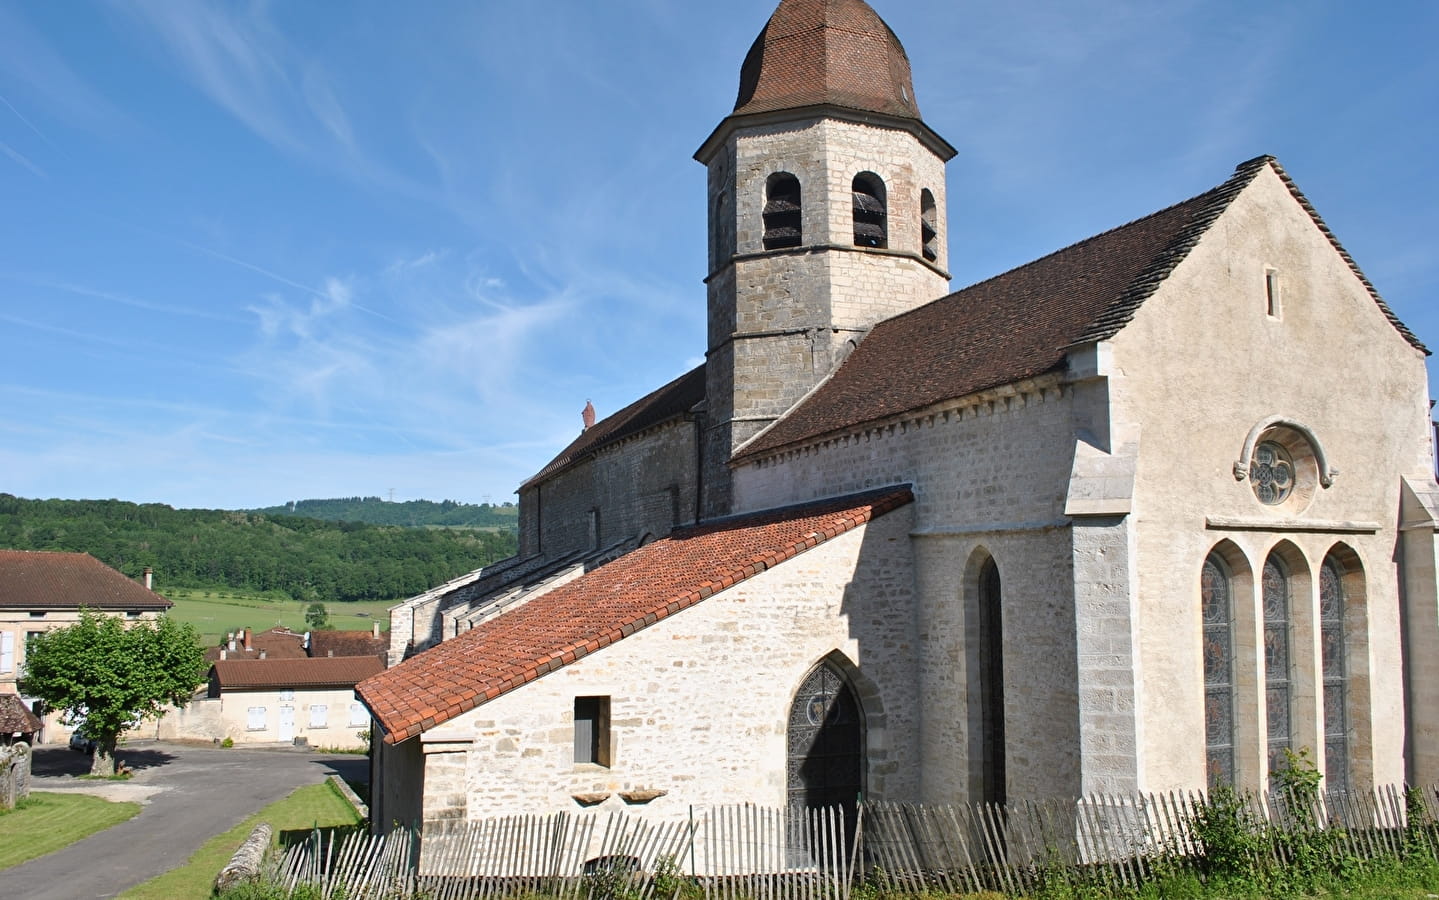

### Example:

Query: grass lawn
xmin=118 ymin=779 xmax=362 ymax=900
xmin=0 ymin=792 xmax=142 ymax=870
xmin=162 ymin=587 xmax=395 ymax=645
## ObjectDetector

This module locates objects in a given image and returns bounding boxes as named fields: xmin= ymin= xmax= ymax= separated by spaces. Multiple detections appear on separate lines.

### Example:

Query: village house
xmin=0 ymin=549 xmax=172 ymax=743
xmin=358 ymin=0 xmax=1439 ymax=830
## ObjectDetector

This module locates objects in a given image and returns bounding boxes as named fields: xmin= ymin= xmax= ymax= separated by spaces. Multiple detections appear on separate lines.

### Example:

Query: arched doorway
xmin=787 ymin=661 xmax=864 ymax=819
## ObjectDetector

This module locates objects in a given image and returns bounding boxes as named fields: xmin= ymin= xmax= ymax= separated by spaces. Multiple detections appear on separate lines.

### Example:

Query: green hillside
xmin=247 ymin=496 xmax=518 ymax=530
xmin=0 ymin=494 xmax=515 ymax=604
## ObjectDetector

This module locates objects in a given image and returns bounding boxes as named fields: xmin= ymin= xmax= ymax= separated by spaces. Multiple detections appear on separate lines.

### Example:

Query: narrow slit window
xmin=920 ymin=189 xmax=938 ymax=262
xmin=574 ymin=696 xmax=611 ymax=766
xmin=852 ymin=173 xmax=887 ymax=249
xmin=763 ymin=173 xmax=802 ymax=250
xmin=1265 ymin=269 xmax=1281 ymax=318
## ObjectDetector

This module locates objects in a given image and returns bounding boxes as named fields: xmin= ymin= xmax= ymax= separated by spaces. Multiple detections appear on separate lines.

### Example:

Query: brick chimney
xmin=243 ymin=629 xmax=252 ymax=652
xmin=582 ymin=400 xmax=596 ymax=431
xmin=142 ymin=567 xmax=153 ymax=590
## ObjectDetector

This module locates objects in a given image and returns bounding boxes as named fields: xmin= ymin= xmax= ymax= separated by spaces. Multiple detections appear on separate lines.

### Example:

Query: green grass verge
xmin=118 ymin=779 xmax=362 ymax=900
xmin=0 ymin=792 xmax=142 ymax=870
xmin=163 ymin=587 xmax=396 ymax=646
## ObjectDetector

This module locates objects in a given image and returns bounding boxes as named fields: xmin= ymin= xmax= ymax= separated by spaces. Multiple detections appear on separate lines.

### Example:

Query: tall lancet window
xmin=1202 ymin=553 xmax=1236 ymax=786
xmin=1320 ymin=558 xmax=1349 ymax=792
xmin=763 ymin=173 xmax=802 ymax=250
xmin=920 ymin=189 xmax=938 ymax=262
xmin=1263 ymin=555 xmax=1293 ymax=780
xmin=852 ymin=173 xmax=887 ymax=249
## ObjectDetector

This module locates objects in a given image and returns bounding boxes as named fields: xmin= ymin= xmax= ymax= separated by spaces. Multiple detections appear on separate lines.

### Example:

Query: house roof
xmin=520 ymin=364 xmax=705 ymax=490
xmin=358 ymin=485 xmax=914 ymax=744
xmin=0 ymin=694 xmax=42 ymax=735
xmin=203 ymin=627 xmax=308 ymax=663
xmin=211 ymin=655 xmax=383 ymax=691
xmin=0 ymin=550 xmax=172 ymax=611
xmin=732 ymin=0 xmax=921 ymax=121
xmin=737 ymin=156 xmax=1429 ymax=460
xmin=308 ymin=629 xmax=387 ymax=661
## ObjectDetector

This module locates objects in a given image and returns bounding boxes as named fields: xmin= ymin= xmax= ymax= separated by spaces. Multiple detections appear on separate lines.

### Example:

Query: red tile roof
xmin=737 ymin=157 xmax=1428 ymax=460
xmin=358 ymin=486 xmax=913 ymax=744
xmin=521 ymin=364 xmax=705 ymax=490
xmin=211 ymin=656 xmax=383 ymax=690
xmin=0 ymin=550 xmax=171 ymax=611
xmin=734 ymin=0 xmax=921 ymax=120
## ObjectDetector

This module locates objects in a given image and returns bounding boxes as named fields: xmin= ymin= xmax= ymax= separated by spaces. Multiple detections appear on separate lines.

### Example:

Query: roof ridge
xmin=1069 ymin=155 xmax=1272 ymax=346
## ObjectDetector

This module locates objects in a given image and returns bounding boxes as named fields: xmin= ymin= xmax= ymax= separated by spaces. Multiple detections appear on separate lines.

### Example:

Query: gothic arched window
xmin=763 ymin=173 xmax=802 ymax=251
xmin=1202 ymin=553 xmax=1236 ymax=786
xmin=1263 ymin=555 xmax=1293 ymax=779
xmin=920 ymin=188 xmax=938 ymax=262
xmin=1320 ymin=557 xmax=1350 ymax=791
xmin=852 ymin=173 xmax=887 ymax=249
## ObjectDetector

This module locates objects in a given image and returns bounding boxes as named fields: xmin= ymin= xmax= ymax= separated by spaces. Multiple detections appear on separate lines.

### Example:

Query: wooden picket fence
xmin=258 ymin=785 xmax=1439 ymax=900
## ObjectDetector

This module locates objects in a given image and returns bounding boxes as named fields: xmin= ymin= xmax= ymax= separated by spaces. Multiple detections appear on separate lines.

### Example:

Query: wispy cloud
xmin=0 ymin=3 xmax=128 ymax=132
xmin=0 ymin=138 xmax=43 ymax=177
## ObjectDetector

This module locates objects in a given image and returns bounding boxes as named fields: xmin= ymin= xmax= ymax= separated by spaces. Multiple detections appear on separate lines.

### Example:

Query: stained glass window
xmin=1320 ymin=559 xmax=1349 ymax=792
xmin=1263 ymin=557 xmax=1293 ymax=780
xmin=1202 ymin=554 xmax=1235 ymax=786
xmin=1250 ymin=441 xmax=1295 ymax=505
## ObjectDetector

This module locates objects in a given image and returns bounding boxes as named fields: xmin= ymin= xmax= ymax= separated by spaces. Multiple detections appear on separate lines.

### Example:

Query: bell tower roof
xmin=733 ymin=0 xmax=921 ymax=120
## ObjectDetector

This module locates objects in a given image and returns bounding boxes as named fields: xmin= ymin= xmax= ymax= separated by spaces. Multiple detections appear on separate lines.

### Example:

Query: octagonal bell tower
xmin=696 ymin=0 xmax=956 ymax=517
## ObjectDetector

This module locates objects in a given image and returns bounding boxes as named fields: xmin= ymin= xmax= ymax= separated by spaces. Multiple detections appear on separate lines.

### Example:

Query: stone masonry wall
xmin=416 ymin=507 xmax=918 ymax=821
xmin=528 ymin=420 xmax=699 ymax=561
xmin=736 ymin=382 xmax=1087 ymax=802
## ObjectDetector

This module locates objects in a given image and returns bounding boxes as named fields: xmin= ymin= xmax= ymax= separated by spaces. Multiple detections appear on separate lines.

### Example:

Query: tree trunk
xmin=90 ymin=740 xmax=117 ymax=777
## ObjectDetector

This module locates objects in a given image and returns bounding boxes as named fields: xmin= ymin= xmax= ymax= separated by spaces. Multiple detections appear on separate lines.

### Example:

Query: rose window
xmin=1250 ymin=441 xmax=1294 ymax=505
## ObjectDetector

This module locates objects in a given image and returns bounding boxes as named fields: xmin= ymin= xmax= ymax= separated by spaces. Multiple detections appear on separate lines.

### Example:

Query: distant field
xmin=162 ymin=587 xmax=395 ymax=645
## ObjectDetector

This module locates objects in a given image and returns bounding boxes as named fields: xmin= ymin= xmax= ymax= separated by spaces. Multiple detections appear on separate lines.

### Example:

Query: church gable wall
xmin=416 ymin=506 xmax=918 ymax=821
xmin=521 ymin=419 xmax=699 ymax=560
xmin=1108 ymin=166 xmax=1431 ymax=792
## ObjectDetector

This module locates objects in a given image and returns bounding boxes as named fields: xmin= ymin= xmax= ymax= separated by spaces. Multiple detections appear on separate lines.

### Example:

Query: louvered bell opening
xmin=921 ymin=216 xmax=937 ymax=243
xmin=852 ymin=191 xmax=885 ymax=215
xmin=853 ymin=221 xmax=886 ymax=247
xmin=764 ymin=197 xmax=801 ymax=215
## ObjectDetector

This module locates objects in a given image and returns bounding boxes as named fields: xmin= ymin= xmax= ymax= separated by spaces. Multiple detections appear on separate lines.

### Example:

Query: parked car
xmin=69 ymin=724 xmax=96 ymax=754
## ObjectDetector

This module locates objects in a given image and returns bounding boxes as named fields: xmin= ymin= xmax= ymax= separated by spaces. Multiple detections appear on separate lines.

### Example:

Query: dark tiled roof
xmin=734 ymin=0 xmax=920 ymax=120
xmin=203 ymin=627 xmax=307 ymax=663
xmin=358 ymin=486 xmax=914 ymax=744
xmin=211 ymin=656 xmax=382 ymax=691
xmin=308 ymin=630 xmax=387 ymax=661
xmin=520 ymin=364 xmax=705 ymax=490
xmin=0 ymin=550 xmax=171 ymax=611
xmin=0 ymin=694 xmax=42 ymax=735
xmin=738 ymin=157 xmax=1428 ymax=460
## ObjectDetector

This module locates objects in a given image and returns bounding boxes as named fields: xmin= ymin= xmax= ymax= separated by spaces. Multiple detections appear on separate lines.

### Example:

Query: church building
xmin=357 ymin=0 xmax=1439 ymax=829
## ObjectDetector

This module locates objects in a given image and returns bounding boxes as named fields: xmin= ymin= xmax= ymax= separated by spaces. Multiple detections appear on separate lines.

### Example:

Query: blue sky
xmin=1 ymin=0 xmax=1435 ymax=510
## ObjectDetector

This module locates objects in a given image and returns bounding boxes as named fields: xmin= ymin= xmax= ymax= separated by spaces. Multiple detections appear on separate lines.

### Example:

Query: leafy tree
xmin=304 ymin=602 xmax=330 ymax=631
xmin=21 ymin=611 xmax=207 ymax=775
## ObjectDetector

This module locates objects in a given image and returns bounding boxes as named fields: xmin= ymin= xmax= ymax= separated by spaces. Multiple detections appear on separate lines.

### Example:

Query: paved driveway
xmin=1 ymin=740 xmax=368 ymax=899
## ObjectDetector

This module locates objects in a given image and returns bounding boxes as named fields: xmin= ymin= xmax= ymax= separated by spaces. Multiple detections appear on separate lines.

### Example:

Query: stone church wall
xmin=1109 ymin=166 xmax=1431 ymax=792
xmin=519 ymin=419 xmax=700 ymax=561
xmin=734 ymin=383 xmax=1087 ymax=802
xmin=415 ymin=506 xmax=918 ymax=821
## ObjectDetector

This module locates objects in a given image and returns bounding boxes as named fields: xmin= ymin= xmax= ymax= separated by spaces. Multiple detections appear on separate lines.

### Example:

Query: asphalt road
xmin=0 ymin=740 xmax=368 ymax=899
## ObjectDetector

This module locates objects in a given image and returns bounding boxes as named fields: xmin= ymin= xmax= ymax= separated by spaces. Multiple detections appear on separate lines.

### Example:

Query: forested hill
xmin=247 ymin=497 xmax=518 ymax=530
xmin=0 ymin=495 xmax=516 ymax=603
